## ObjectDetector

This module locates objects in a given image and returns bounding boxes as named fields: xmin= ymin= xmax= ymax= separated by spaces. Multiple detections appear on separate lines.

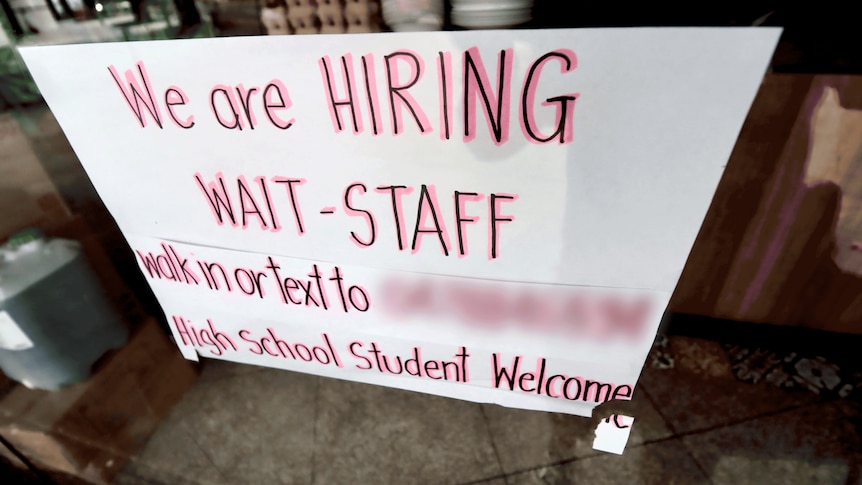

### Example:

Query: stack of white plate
xmin=451 ymin=0 xmax=533 ymax=29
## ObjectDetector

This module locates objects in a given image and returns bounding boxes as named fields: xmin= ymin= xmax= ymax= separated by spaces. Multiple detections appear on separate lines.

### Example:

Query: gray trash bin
xmin=0 ymin=230 xmax=128 ymax=390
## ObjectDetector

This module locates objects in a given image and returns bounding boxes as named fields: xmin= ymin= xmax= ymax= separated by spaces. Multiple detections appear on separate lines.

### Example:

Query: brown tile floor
xmin=111 ymin=341 xmax=861 ymax=485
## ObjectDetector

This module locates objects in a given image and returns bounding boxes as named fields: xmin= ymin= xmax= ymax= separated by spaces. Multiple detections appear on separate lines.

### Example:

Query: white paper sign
xmin=21 ymin=28 xmax=779 ymax=417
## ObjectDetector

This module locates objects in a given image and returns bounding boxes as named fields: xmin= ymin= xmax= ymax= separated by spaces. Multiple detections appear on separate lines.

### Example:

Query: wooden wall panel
xmin=671 ymin=74 xmax=862 ymax=334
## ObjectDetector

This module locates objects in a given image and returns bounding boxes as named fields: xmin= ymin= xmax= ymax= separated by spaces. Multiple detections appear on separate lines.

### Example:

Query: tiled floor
xmin=111 ymin=342 xmax=862 ymax=485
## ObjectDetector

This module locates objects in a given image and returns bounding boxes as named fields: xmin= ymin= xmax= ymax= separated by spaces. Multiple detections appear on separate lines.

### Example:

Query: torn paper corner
xmin=593 ymin=415 xmax=634 ymax=455
xmin=178 ymin=344 xmax=200 ymax=362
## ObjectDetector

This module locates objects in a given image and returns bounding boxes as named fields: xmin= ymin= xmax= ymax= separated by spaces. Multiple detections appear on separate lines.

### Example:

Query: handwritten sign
xmin=21 ymin=28 xmax=780 ymax=418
